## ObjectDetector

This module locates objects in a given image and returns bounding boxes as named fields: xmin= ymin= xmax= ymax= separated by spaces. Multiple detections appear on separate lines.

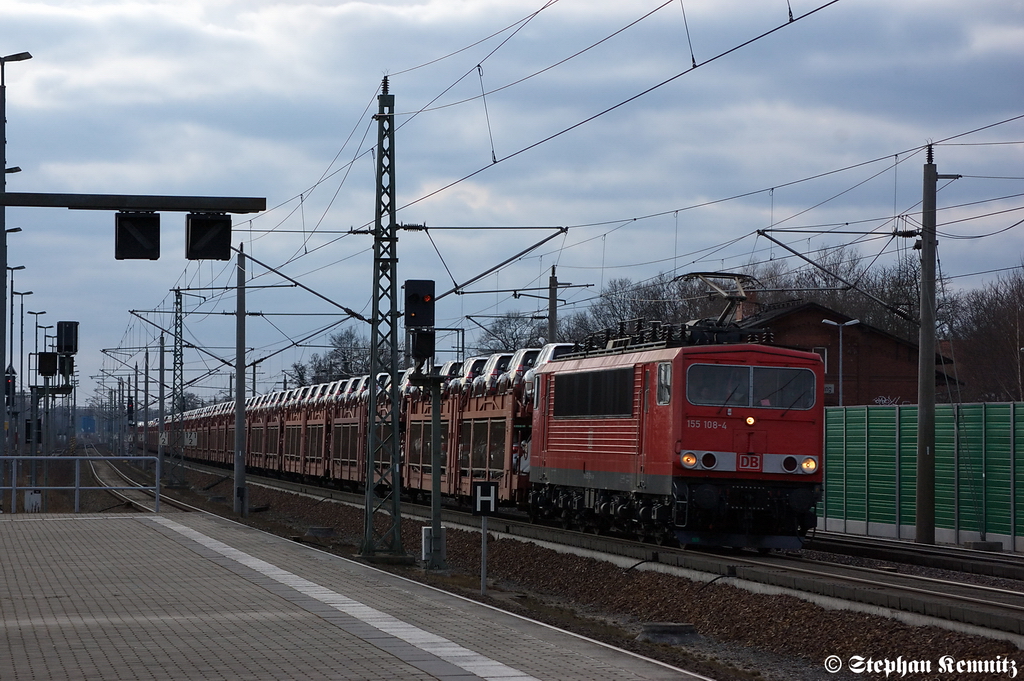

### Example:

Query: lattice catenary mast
xmin=361 ymin=77 xmax=404 ymax=556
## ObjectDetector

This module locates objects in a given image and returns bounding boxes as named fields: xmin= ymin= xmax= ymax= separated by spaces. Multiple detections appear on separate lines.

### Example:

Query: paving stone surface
xmin=0 ymin=513 xmax=703 ymax=680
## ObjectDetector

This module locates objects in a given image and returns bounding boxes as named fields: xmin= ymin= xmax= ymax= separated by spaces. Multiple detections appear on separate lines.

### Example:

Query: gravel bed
xmin=139 ymin=467 xmax=1020 ymax=681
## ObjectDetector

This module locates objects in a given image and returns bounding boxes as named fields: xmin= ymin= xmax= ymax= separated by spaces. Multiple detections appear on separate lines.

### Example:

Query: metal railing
xmin=0 ymin=455 xmax=161 ymax=513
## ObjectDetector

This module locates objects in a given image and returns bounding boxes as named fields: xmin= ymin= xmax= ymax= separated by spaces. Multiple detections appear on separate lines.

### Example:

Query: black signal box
xmin=115 ymin=212 xmax=160 ymax=260
xmin=38 ymin=352 xmax=58 ymax=378
xmin=57 ymin=321 xmax=79 ymax=355
xmin=59 ymin=355 xmax=74 ymax=377
xmin=409 ymin=329 xmax=435 ymax=361
xmin=404 ymin=279 xmax=435 ymax=328
xmin=186 ymin=213 xmax=232 ymax=260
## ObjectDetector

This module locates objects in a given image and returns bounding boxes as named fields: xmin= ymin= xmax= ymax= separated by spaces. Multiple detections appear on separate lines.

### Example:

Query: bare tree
xmin=177 ymin=391 xmax=203 ymax=412
xmin=557 ymin=310 xmax=601 ymax=344
xmin=947 ymin=267 xmax=1024 ymax=401
xmin=473 ymin=312 xmax=545 ymax=353
xmin=589 ymin=274 xmax=723 ymax=330
xmin=289 ymin=326 xmax=371 ymax=386
xmin=464 ymin=245 xmax=1014 ymax=404
xmin=747 ymin=248 xmax=931 ymax=342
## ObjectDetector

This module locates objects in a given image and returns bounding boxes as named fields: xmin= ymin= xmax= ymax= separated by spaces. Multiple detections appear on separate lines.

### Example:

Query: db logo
xmin=738 ymin=454 xmax=761 ymax=471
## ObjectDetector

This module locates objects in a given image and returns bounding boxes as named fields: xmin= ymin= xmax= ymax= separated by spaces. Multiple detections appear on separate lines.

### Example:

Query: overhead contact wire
xmin=393 ymin=1 xmax=844 ymax=216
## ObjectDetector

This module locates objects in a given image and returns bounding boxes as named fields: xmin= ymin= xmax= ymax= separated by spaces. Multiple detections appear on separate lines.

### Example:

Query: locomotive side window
xmin=687 ymin=364 xmax=815 ymax=410
xmin=656 ymin=362 xmax=671 ymax=405
xmin=553 ymin=367 xmax=633 ymax=418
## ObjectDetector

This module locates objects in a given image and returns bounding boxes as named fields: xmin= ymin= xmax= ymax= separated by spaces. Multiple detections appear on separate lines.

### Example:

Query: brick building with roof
xmin=738 ymin=301 xmax=955 ymax=406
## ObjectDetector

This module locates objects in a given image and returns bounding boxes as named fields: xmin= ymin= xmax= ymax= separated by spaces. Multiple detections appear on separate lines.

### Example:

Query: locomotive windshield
xmin=687 ymin=364 xmax=815 ymax=410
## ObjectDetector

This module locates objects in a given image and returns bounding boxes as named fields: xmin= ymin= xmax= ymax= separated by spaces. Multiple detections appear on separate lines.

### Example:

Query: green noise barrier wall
xmin=823 ymin=404 xmax=1022 ymax=551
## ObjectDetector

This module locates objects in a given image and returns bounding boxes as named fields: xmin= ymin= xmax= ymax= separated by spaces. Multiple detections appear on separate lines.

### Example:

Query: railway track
xmin=440 ymin=512 xmax=1024 ymax=639
xmin=87 ymin=450 xmax=193 ymax=513
xmin=805 ymin=531 xmax=1024 ymax=581
xmin=153 ymin=459 xmax=1024 ymax=641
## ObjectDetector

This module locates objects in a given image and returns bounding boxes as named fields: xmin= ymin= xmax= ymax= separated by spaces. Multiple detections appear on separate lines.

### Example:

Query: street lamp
xmin=8 ymin=263 xmax=25 ymax=368
xmin=26 ymin=311 xmax=43 ymax=459
xmin=37 ymin=325 xmax=53 ymax=458
xmin=822 ymin=318 xmax=860 ymax=407
xmin=27 ymin=311 xmax=45 ymax=378
xmin=0 ymin=234 xmax=19 ymax=456
xmin=11 ymin=290 xmax=30 ymax=451
xmin=1 ymin=51 xmax=32 ymax=466
xmin=14 ymin=293 xmax=31 ymax=403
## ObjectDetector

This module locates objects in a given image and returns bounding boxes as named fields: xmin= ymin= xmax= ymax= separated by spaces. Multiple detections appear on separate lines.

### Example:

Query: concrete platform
xmin=0 ymin=513 xmax=707 ymax=680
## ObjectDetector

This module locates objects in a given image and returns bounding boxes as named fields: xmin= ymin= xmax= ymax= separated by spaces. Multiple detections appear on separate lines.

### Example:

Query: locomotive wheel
xmin=560 ymin=509 xmax=573 ymax=530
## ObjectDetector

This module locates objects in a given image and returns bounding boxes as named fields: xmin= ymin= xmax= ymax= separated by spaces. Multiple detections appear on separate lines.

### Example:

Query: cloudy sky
xmin=2 ymin=0 xmax=1022 ymax=404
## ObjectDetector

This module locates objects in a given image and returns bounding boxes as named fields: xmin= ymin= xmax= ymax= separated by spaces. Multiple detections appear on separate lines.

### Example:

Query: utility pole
xmin=234 ymin=244 xmax=247 ymax=516
xmin=427 ymin=376 xmax=445 ymax=568
xmin=143 ymin=349 xmax=149 ymax=464
xmin=158 ymin=335 xmax=165 ymax=474
xmin=543 ymin=265 xmax=585 ymax=342
xmin=133 ymin=363 xmax=138 ymax=452
xmin=169 ymin=289 xmax=185 ymax=486
xmin=916 ymin=144 xmax=960 ymax=545
xmin=547 ymin=266 xmax=558 ymax=343
xmin=362 ymin=77 xmax=405 ymax=558
xmin=0 ymin=53 xmax=34 ymax=468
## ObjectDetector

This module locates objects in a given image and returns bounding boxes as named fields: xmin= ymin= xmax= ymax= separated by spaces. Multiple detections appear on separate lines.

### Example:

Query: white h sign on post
xmin=472 ymin=481 xmax=499 ymax=596
xmin=473 ymin=480 xmax=498 ymax=516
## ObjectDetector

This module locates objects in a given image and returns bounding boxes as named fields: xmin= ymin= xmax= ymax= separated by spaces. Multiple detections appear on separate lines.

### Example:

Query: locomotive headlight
xmin=745 ymin=416 xmax=756 ymax=426
xmin=801 ymin=457 xmax=818 ymax=473
xmin=701 ymin=452 xmax=718 ymax=469
xmin=681 ymin=452 xmax=698 ymax=469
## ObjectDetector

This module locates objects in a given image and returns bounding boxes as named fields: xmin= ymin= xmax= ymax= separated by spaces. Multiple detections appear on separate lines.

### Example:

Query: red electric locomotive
xmin=163 ymin=300 xmax=822 ymax=550
xmin=528 ymin=338 xmax=823 ymax=549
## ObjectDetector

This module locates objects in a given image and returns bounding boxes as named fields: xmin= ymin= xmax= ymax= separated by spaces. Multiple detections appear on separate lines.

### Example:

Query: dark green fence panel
xmin=865 ymin=407 xmax=898 ymax=526
xmin=951 ymin=404 xmax=984 ymax=534
xmin=824 ymin=409 xmax=847 ymax=519
xmin=898 ymin=406 xmax=917 ymax=529
xmin=844 ymin=408 xmax=868 ymax=523
xmin=1015 ymin=405 xmax=1024 ymax=546
xmin=982 ymin=404 xmax=1013 ymax=537
xmin=934 ymin=404 xmax=957 ymax=531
